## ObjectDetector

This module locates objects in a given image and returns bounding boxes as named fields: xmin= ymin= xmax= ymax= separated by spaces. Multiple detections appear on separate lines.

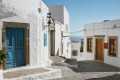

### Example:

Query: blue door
xmin=6 ymin=29 xmax=15 ymax=68
xmin=6 ymin=28 xmax=25 ymax=68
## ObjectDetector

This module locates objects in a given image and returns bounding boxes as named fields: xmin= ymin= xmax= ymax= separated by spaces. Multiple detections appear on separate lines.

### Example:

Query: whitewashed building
xmin=71 ymin=40 xmax=84 ymax=60
xmin=0 ymin=0 xmax=72 ymax=79
xmin=84 ymin=19 xmax=120 ymax=68
xmin=0 ymin=0 xmax=53 ymax=79
xmin=49 ymin=5 xmax=71 ymax=58
xmin=71 ymin=40 xmax=81 ymax=57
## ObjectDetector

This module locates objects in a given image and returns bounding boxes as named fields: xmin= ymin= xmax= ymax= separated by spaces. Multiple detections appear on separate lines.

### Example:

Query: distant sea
xmin=70 ymin=36 xmax=84 ymax=40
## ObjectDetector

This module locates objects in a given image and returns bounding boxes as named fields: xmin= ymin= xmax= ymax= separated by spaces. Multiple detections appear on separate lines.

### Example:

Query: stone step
xmin=50 ymin=56 xmax=66 ymax=63
xmin=4 ymin=68 xmax=62 ymax=80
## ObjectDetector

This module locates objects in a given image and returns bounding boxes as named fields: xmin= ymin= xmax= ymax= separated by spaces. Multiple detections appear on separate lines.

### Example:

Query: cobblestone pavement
xmin=47 ymin=60 xmax=120 ymax=80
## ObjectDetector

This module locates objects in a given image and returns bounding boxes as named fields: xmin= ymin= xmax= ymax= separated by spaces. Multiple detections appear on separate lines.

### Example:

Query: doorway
xmin=95 ymin=38 xmax=104 ymax=61
xmin=6 ymin=28 xmax=25 ymax=68
xmin=50 ymin=30 xmax=55 ymax=56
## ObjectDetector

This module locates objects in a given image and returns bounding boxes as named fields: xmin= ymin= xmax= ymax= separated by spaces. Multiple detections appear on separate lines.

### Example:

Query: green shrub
xmin=80 ymin=46 xmax=83 ymax=52
xmin=0 ymin=49 xmax=7 ymax=64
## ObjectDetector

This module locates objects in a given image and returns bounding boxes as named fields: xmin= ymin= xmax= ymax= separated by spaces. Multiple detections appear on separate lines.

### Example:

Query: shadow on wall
xmin=67 ymin=61 xmax=120 ymax=73
xmin=87 ymin=74 xmax=120 ymax=80
xmin=56 ymin=49 xmax=59 ymax=56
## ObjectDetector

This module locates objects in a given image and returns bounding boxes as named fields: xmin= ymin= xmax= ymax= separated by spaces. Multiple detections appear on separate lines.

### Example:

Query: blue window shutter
xmin=44 ymin=33 xmax=47 ymax=46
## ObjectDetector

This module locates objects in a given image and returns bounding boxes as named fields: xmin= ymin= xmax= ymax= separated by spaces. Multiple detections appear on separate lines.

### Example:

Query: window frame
xmin=108 ymin=36 xmax=118 ymax=57
xmin=86 ymin=37 xmax=93 ymax=53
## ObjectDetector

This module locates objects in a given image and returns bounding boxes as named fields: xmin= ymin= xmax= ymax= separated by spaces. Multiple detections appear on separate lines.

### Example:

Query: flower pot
xmin=0 ymin=64 xmax=2 ymax=69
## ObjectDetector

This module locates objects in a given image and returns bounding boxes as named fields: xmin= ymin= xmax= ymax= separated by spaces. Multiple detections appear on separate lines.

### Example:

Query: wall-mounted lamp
xmin=47 ymin=13 xmax=51 ymax=26
xmin=47 ymin=13 xmax=51 ymax=18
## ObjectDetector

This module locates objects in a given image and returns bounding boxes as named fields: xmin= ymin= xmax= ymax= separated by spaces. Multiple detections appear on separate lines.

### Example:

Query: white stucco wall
xmin=53 ymin=21 xmax=71 ymax=58
xmin=54 ymin=21 xmax=62 ymax=56
xmin=39 ymin=1 xmax=50 ymax=67
xmin=62 ymin=36 xmax=71 ymax=58
xmin=49 ymin=6 xmax=64 ymax=24
xmin=49 ymin=5 xmax=69 ymax=32
xmin=49 ymin=5 xmax=71 ymax=58
xmin=63 ymin=7 xmax=70 ymax=32
xmin=71 ymin=42 xmax=80 ymax=52
xmin=71 ymin=42 xmax=80 ymax=55
xmin=0 ymin=0 xmax=50 ymax=68
xmin=84 ymin=19 xmax=120 ymax=68
xmin=71 ymin=40 xmax=85 ymax=61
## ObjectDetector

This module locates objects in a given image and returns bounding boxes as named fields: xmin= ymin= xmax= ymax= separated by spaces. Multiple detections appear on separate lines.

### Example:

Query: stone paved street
xmin=47 ymin=60 xmax=120 ymax=80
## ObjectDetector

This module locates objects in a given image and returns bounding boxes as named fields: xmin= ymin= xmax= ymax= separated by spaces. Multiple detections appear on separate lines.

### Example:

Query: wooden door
xmin=96 ymin=38 xmax=104 ymax=61
xmin=6 ymin=28 xmax=25 ymax=68
xmin=50 ymin=31 xmax=55 ymax=56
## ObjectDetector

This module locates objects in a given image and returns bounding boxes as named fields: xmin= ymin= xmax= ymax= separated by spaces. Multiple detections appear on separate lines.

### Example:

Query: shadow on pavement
xmin=66 ymin=60 xmax=120 ymax=73
xmin=87 ymin=74 xmax=120 ymax=80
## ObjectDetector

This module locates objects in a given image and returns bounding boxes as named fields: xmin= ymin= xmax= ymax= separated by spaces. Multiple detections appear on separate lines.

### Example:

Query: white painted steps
xmin=4 ymin=68 xmax=62 ymax=80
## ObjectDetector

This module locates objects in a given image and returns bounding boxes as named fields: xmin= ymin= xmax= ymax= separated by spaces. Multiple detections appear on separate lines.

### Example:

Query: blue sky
xmin=42 ymin=0 xmax=120 ymax=37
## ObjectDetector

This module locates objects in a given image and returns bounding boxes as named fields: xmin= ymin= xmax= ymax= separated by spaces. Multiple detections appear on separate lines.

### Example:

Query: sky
xmin=42 ymin=0 xmax=120 ymax=37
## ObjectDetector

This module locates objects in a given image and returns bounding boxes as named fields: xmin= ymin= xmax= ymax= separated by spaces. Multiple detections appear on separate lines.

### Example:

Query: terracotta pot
xmin=0 ymin=64 xmax=2 ymax=69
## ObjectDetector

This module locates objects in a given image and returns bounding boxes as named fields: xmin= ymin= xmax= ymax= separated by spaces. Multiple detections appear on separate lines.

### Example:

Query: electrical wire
xmin=70 ymin=30 xmax=84 ymax=34
xmin=70 ymin=27 xmax=120 ymax=34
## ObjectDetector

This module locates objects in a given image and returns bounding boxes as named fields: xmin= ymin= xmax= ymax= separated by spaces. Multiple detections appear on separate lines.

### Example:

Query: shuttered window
xmin=44 ymin=33 xmax=47 ymax=47
xmin=109 ymin=37 xmax=118 ymax=57
xmin=87 ymin=38 xmax=92 ymax=52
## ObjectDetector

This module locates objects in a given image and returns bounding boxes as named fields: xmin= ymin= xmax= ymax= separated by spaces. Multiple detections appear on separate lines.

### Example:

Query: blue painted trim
xmin=44 ymin=33 xmax=47 ymax=47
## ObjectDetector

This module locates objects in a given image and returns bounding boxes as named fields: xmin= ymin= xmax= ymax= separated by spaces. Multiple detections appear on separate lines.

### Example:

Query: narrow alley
xmin=48 ymin=57 xmax=120 ymax=80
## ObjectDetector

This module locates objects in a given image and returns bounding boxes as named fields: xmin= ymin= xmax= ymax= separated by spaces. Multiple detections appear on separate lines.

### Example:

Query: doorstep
xmin=3 ymin=67 xmax=62 ymax=80
xmin=50 ymin=56 xmax=66 ymax=63
xmin=4 ymin=65 xmax=30 ymax=73
xmin=0 ymin=70 xmax=3 ymax=80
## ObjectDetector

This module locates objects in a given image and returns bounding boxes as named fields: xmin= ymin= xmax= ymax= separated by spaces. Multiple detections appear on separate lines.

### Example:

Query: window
xmin=44 ymin=33 xmax=47 ymax=47
xmin=87 ymin=37 xmax=92 ymax=52
xmin=108 ymin=37 xmax=118 ymax=57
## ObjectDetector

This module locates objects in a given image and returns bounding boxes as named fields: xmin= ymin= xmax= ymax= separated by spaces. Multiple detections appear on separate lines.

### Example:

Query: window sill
xmin=108 ymin=55 xmax=117 ymax=58
xmin=87 ymin=51 xmax=93 ymax=53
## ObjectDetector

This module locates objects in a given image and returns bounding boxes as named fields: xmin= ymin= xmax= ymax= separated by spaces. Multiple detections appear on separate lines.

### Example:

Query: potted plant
xmin=0 ymin=49 xmax=6 ymax=69
xmin=72 ymin=50 xmax=78 ymax=56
